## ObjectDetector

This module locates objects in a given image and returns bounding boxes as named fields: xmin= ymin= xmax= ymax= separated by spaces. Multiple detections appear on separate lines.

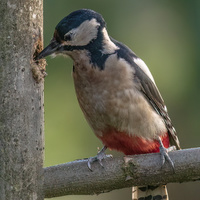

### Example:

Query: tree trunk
xmin=0 ymin=0 xmax=44 ymax=199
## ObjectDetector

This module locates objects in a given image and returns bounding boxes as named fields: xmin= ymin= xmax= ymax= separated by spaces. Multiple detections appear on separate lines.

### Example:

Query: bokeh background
xmin=43 ymin=0 xmax=200 ymax=199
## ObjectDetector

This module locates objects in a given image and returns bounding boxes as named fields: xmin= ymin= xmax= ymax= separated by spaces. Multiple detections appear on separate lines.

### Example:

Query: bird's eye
xmin=64 ymin=33 xmax=73 ymax=41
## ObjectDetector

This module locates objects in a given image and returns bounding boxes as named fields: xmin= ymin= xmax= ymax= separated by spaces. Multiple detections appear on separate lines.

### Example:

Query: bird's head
xmin=35 ymin=9 xmax=108 ymax=60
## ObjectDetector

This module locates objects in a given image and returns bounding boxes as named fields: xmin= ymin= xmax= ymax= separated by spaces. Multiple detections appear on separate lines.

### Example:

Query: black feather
xmin=112 ymin=38 xmax=180 ymax=149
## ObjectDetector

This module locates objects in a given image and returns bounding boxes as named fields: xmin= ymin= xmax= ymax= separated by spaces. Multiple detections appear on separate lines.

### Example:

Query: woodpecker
xmin=35 ymin=9 xmax=180 ymax=200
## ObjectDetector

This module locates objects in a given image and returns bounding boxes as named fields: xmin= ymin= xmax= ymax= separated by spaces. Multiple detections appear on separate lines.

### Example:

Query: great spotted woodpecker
xmin=35 ymin=9 xmax=180 ymax=200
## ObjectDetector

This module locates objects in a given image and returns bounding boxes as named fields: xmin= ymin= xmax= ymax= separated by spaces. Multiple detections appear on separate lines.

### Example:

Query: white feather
xmin=101 ymin=28 xmax=119 ymax=54
xmin=63 ymin=19 xmax=100 ymax=46
xmin=133 ymin=57 xmax=155 ymax=84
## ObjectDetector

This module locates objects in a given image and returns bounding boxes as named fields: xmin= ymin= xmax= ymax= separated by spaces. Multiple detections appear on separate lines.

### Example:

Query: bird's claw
xmin=87 ymin=146 xmax=112 ymax=171
xmin=158 ymin=137 xmax=176 ymax=171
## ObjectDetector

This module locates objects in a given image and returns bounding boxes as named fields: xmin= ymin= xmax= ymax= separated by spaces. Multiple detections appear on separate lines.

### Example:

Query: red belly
xmin=98 ymin=130 xmax=169 ymax=155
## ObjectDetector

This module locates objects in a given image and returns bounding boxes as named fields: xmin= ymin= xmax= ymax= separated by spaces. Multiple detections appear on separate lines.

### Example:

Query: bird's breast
xmin=73 ymin=54 xmax=167 ymax=141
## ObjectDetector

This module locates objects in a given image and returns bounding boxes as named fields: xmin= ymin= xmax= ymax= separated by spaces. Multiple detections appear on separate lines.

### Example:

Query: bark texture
xmin=0 ymin=0 xmax=44 ymax=199
xmin=44 ymin=148 xmax=200 ymax=198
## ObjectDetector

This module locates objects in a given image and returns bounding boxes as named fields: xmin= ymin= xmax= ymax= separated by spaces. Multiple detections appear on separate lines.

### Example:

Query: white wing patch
xmin=133 ymin=58 xmax=155 ymax=84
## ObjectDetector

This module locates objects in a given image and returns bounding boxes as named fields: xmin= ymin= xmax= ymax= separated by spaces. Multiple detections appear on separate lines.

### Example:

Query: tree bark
xmin=44 ymin=148 xmax=200 ymax=198
xmin=0 ymin=0 xmax=44 ymax=199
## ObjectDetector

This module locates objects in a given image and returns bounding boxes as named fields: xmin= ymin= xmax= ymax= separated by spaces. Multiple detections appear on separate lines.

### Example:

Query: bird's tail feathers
xmin=132 ymin=185 xmax=168 ymax=200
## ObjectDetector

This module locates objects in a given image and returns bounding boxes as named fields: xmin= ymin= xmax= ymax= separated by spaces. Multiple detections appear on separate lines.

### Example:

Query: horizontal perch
xmin=44 ymin=147 xmax=200 ymax=198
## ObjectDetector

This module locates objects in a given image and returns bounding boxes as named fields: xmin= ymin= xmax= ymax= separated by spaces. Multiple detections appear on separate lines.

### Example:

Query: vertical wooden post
xmin=0 ymin=0 xmax=44 ymax=199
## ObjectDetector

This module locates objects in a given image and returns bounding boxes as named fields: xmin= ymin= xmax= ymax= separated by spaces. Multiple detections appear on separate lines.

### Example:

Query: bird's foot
xmin=158 ymin=137 xmax=176 ymax=170
xmin=87 ymin=146 xmax=112 ymax=171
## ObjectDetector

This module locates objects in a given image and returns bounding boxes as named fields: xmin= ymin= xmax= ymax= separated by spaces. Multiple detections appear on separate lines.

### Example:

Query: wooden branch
xmin=44 ymin=147 xmax=200 ymax=198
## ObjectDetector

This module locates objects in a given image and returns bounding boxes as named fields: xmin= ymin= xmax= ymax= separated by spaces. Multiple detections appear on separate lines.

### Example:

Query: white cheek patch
xmin=133 ymin=57 xmax=155 ymax=84
xmin=65 ymin=19 xmax=100 ymax=46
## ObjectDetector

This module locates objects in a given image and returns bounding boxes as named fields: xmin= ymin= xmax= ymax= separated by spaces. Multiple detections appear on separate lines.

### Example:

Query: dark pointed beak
xmin=34 ymin=39 xmax=61 ymax=60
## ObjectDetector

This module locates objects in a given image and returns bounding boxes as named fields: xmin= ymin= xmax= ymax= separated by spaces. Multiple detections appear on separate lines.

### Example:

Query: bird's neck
xmin=68 ymin=28 xmax=119 ymax=68
xmin=100 ymin=28 xmax=119 ymax=54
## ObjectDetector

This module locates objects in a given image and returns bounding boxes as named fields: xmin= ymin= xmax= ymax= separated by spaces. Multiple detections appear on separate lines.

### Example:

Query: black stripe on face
xmin=61 ymin=28 xmax=116 ymax=70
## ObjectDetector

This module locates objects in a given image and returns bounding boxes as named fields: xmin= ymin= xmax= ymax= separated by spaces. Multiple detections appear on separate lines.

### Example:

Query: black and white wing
xmin=113 ymin=39 xmax=180 ymax=149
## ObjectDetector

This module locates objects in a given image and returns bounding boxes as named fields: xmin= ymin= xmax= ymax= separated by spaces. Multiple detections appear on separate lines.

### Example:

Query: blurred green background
xmin=43 ymin=0 xmax=200 ymax=199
